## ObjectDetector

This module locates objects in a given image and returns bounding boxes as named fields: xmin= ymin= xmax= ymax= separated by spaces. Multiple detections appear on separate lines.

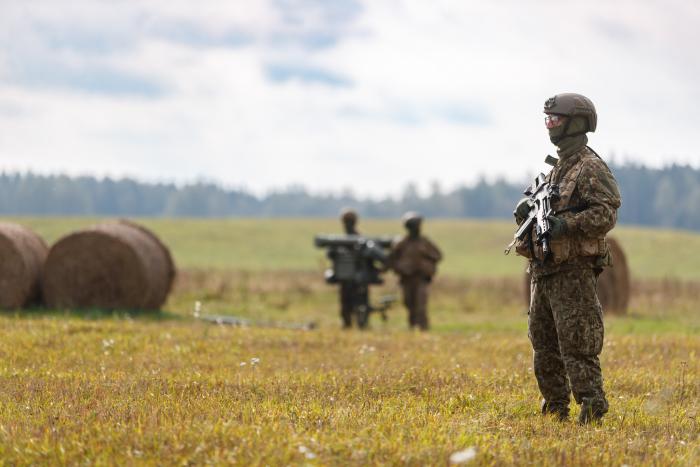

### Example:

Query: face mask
xmin=548 ymin=116 xmax=588 ymax=144
xmin=407 ymin=224 xmax=420 ymax=237
xmin=548 ymin=124 xmax=566 ymax=144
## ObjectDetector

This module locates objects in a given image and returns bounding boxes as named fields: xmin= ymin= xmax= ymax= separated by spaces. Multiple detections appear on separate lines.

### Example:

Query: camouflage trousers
xmin=401 ymin=276 xmax=430 ymax=330
xmin=528 ymin=268 xmax=608 ymax=414
xmin=340 ymin=282 xmax=368 ymax=328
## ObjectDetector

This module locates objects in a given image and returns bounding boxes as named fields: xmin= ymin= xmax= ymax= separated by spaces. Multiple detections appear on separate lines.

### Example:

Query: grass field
xmin=1 ymin=218 xmax=699 ymax=465
xmin=15 ymin=217 xmax=700 ymax=279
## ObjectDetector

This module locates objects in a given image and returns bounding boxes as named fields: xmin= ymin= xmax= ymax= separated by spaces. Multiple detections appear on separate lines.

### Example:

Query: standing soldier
xmin=337 ymin=208 xmax=366 ymax=328
xmin=388 ymin=212 xmax=442 ymax=330
xmin=513 ymin=93 xmax=621 ymax=424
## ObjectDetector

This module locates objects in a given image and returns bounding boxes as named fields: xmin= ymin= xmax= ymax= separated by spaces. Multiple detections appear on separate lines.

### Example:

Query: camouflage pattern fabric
xmin=553 ymin=147 xmax=621 ymax=236
xmin=388 ymin=236 xmax=442 ymax=330
xmin=401 ymin=276 xmax=430 ymax=330
xmin=529 ymin=268 xmax=609 ymax=416
xmin=338 ymin=221 xmax=365 ymax=328
xmin=388 ymin=236 xmax=442 ymax=279
xmin=340 ymin=282 xmax=368 ymax=328
xmin=524 ymin=144 xmax=619 ymax=420
xmin=529 ymin=145 xmax=622 ymax=279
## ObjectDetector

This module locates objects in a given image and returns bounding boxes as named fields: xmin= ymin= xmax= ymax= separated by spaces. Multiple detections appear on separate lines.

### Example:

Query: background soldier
xmin=388 ymin=212 xmax=442 ymax=330
xmin=513 ymin=93 xmax=621 ymax=424
xmin=337 ymin=208 xmax=367 ymax=328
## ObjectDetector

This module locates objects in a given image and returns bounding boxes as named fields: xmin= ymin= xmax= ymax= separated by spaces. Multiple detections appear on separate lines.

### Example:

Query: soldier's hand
xmin=547 ymin=215 xmax=568 ymax=239
xmin=514 ymin=197 xmax=534 ymax=224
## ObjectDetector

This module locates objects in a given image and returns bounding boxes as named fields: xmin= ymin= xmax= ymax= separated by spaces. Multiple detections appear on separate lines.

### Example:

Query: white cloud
xmin=0 ymin=0 xmax=698 ymax=197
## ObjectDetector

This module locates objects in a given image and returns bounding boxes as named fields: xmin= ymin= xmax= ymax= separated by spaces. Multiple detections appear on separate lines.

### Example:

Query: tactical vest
xmin=392 ymin=237 xmax=439 ymax=277
xmin=517 ymin=150 xmax=608 ymax=264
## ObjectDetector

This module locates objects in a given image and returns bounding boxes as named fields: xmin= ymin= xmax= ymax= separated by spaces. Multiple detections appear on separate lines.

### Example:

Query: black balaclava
xmin=406 ymin=220 xmax=421 ymax=239
xmin=343 ymin=219 xmax=357 ymax=235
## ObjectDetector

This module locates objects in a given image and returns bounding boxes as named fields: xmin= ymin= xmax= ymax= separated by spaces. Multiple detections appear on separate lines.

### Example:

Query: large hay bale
xmin=0 ymin=222 xmax=48 ymax=309
xmin=42 ymin=220 xmax=175 ymax=310
xmin=596 ymin=237 xmax=630 ymax=314
xmin=523 ymin=236 xmax=631 ymax=315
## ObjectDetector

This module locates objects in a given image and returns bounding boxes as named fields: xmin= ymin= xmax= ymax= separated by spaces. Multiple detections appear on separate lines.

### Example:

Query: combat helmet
xmin=543 ymin=93 xmax=597 ymax=133
xmin=339 ymin=208 xmax=358 ymax=224
xmin=402 ymin=211 xmax=423 ymax=228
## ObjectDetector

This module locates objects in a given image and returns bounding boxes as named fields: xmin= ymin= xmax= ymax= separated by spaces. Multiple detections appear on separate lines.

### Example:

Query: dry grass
xmin=171 ymin=269 xmax=700 ymax=333
xmin=1 ymin=218 xmax=699 ymax=464
xmin=0 ymin=316 xmax=697 ymax=465
xmin=0 ymin=269 xmax=698 ymax=465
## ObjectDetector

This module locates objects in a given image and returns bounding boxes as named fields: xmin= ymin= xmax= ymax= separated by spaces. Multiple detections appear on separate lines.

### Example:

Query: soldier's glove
xmin=514 ymin=198 xmax=534 ymax=224
xmin=547 ymin=215 xmax=568 ymax=239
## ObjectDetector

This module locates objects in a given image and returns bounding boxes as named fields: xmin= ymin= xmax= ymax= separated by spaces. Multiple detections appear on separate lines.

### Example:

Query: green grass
xmin=1 ymin=217 xmax=700 ymax=464
xmin=10 ymin=217 xmax=700 ymax=279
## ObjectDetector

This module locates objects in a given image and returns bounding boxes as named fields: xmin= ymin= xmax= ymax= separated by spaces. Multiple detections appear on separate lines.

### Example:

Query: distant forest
xmin=1 ymin=163 xmax=700 ymax=231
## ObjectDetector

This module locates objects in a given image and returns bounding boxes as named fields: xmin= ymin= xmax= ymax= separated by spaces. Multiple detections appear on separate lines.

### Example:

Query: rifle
xmin=504 ymin=172 xmax=560 ymax=258
xmin=196 ymin=314 xmax=316 ymax=331
xmin=193 ymin=302 xmax=316 ymax=330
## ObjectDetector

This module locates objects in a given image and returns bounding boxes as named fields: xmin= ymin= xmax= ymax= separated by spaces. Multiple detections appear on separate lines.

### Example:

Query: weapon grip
xmin=542 ymin=236 xmax=550 ymax=257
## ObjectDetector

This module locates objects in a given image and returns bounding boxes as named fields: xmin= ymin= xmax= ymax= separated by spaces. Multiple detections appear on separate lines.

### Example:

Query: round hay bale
xmin=42 ymin=220 xmax=175 ymax=311
xmin=522 ymin=236 xmax=630 ymax=315
xmin=598 ymin=237 xmax=630 ymax=314
xmin=0 ymin=222 xmax=48 ymax=309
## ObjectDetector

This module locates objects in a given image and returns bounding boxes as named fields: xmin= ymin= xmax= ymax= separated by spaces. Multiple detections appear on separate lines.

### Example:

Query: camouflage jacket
xmin=388 ymin=236 xmax=442 ymax=281
xmin=519 ymin=146 xmax=622 ymax=278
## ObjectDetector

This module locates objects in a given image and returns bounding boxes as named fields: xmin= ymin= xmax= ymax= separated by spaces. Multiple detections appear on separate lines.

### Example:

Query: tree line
xmin=1 ymin=163 xmax=699 ymax=230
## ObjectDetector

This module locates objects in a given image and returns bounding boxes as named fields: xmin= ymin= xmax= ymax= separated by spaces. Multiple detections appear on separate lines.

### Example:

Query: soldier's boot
xmin=541 ymin=399 xmax=569 ymax=421
xmin=578 ymin=397 xmax=608 ymax=425
xmin=341 ymin=306 xmax=353 ymax=329
xmin=415 ymin=308 xmax=429 ymax=331
xmin=417 ymin=316 xmax=429 ymax=331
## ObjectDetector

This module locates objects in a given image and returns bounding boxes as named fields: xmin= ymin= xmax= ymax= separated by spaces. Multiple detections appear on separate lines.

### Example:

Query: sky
xmin=1 ymin=0 xmax=699 ymax=197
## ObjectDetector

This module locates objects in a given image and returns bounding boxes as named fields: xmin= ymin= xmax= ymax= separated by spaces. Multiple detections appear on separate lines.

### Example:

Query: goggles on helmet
xmin=545 ymin=114 xmax=566 ymax=129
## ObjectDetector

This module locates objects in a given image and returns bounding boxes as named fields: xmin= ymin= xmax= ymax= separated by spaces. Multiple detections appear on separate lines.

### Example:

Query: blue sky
xmin=0 ymin=0 xmax=698 ymax=196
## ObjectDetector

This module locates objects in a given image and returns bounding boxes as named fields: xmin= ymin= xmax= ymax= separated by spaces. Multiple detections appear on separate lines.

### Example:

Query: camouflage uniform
xmin=340 ymin=282 xmax=367 ymax=328
xmin=518 ymin=145 xmax=621 ymax=419
xmin=338 ymin=208 xmax=363 ymax=328
xmin=389 ymin=230 xmax=442 ymax=330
